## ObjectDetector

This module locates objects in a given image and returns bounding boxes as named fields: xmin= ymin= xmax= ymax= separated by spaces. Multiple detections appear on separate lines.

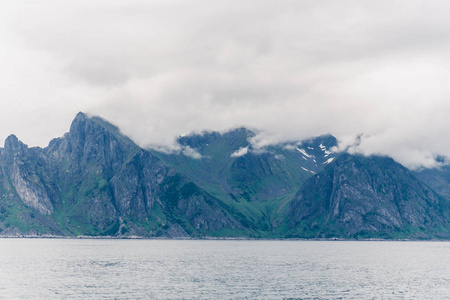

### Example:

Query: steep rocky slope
xmin=283 ymin=154 xmax=450 ymax=239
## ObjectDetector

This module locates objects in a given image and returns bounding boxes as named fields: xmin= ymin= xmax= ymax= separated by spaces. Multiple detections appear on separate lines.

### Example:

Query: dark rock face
xmin=286 ymin=154 xmax=450 ymax=239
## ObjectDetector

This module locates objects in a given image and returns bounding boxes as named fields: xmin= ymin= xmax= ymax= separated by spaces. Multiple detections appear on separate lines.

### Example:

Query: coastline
xmin=0 ymin=234 xmax=447 ymax=241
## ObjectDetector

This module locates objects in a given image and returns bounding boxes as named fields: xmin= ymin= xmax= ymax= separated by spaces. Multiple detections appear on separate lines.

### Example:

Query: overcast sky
xmin=1 ymin=1 xmax=450 ymax=168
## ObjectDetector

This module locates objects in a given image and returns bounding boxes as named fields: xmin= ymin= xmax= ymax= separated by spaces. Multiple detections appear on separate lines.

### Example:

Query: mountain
xmin=283 ymin=154 xmax=450 ymax=239
xmin=151 ymin=129 xmax=338 ymax=232
xmin=0 ymin=112 xmax=449 ymax=239
xmin=0 ymin=113 xmax=251 ymax=237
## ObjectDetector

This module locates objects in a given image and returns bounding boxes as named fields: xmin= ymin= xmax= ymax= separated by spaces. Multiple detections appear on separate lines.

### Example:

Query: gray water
xmin=0 ymin=239 xmax=449 ymax=299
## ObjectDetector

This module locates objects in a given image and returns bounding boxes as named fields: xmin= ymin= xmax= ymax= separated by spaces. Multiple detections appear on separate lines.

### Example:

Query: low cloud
xmin=1 ymin=1 xmax=450 ymax=169
xmin=231 ymin=146 xmax=249 ymax=158
xmin=182 ymin=146 xmax=202 ymax=160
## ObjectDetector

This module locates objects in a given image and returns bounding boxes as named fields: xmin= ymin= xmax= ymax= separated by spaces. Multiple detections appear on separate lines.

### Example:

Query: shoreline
xmin=0 ymin=235 xmax=448 ymax=241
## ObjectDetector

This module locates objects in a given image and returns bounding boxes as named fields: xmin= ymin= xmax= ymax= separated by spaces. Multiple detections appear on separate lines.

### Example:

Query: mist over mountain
xmin=2 ymin=1 xmax=450 ymax=171
xmin=0 ymin=113 xmax=449 ymax=239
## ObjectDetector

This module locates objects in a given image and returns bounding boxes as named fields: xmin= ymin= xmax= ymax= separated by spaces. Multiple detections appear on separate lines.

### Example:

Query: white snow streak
xmin=323 ymin=157 xmax=335 ymax=164
xmin=296 ymin=148 xmax=312 ymax=158
xmin=301 ymin=167 xmax=315 ymax=174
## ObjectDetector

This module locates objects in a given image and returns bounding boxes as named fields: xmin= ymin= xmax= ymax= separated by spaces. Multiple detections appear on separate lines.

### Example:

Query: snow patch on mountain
xmin=319 ymin=143 xmax=332 ymax=156
xmin=323 ymin=157 xmax=334 ymax=164
xmin=296 ymin=148 xmax=314 ymax=159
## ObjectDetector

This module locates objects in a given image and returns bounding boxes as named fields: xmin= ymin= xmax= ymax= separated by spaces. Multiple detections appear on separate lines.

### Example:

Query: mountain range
xmin=0 ymin=112 xmax=449 ymax=239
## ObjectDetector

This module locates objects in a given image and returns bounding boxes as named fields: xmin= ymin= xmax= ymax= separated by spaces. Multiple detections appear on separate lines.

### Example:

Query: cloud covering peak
xmin=1 ymin=1 xmax=450 ymax=168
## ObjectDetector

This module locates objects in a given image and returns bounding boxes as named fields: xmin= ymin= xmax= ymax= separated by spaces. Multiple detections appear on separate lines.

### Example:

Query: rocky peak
xmin=4 ymin=134 xmax=26 ymax=153
xmin=68 ymin=112 xmax=133 ymax=146
xmin=71 ymin=111 xmax=89 ymax=125
xmin=68 ymin=111 xmax=90 ymax=143
xmin=3 ymin=135 xmax=30 ymax=165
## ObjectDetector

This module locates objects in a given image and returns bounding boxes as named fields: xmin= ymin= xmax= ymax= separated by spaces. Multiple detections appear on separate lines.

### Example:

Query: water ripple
xmin=0 ymin=240 xmax=449 ymax=299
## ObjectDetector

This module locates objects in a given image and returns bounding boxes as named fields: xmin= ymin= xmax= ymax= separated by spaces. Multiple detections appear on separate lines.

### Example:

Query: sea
xmin=0 ymin=239 xmax=448 ymax=299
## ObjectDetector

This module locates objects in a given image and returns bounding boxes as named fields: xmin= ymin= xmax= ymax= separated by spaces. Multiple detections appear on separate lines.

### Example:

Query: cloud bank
xmin=1 ymin=1 xmax=450 ymax=168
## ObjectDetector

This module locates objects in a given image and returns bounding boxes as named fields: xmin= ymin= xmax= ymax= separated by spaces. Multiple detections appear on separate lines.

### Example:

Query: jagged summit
xmin=69 ymin=111 xmax=89 ymax=131
xmin=67 ymin=112 xmax=137 ymax=150
xmin=4 ymin=134 xmax=21 ymax=149
xmin=3 ymin=135 xmax=30 ymax=160
xmin=71 ymin=111 xmax=120 ymax=133
xmin=70 ymin=111 xmax=100 ymax=133
xmin=75 ymin=111 xmax=88 ymax=119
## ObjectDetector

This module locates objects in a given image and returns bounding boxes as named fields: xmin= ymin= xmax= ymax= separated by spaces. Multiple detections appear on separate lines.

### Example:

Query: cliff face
xmin=0 ymin=113 xmax=449 ymax=239
xmin=285 ymin=154 xmax=450 ymax=239
xmin=3 ymin=135 xmax=54 ymax=215
xmin=0 ymin=135 xmax=63 ymax=236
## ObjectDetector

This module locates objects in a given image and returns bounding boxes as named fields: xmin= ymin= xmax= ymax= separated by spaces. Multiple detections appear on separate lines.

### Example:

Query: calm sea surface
xmin=0 ymin=239 xmax=448 ymax=299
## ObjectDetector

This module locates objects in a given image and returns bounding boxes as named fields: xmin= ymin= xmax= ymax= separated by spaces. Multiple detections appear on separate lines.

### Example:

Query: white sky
xmin=1 ymin=1 xmax=450 ymax=168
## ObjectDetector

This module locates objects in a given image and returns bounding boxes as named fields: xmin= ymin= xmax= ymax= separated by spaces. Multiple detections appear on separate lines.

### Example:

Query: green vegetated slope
xmin=0 ymin=112 xmax=449 ymax=239
xmin=151 ymin=129 xmax=339 ymax=235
